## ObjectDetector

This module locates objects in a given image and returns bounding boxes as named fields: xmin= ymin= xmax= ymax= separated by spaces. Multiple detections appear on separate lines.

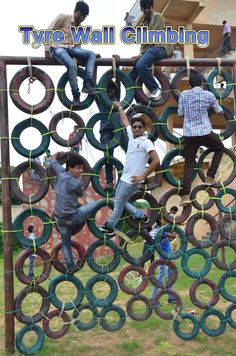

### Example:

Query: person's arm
xmin=44 ymin=14 xmax=65 ymax=53
xmin=112 ymin=101 xmax=129 ymax=128
xmin=177 ymin=94 xmax=184 ymax=117
xmin=209 ymin=93 xmax=224 ymax=115
xmin=48 ymin=152 xmax=65 ymax=175
xmin=131 ymin=149 xmax=160 ymax=184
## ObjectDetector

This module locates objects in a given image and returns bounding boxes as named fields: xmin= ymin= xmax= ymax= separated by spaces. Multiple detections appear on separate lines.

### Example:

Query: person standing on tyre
xmin=45 ymin=1 xmax=99 ymax=107
xmin=178 ymin=73 xmax=224 ymax=207
xmin=129 ymin=0 xmax=173 ymax=101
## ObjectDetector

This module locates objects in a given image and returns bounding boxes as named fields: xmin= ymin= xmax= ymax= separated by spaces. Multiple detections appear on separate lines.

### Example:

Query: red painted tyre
xmin=9 ymin=66 xmax=54 ymax=114
xmin=148 ymin=259 xmax=178 ymax=289
xmin=51 ymin=240 xmax=86 ymax=274
xmin=118 ymin=265 xmax=148 ymax=295
xmin=11 ymin=161 xmax=49 ymax=204
xmin=15 ymin=247 xmax=52 ymax=285
xmin=189 ymin=278 xmax=220 ymax=309
xmin=219 ymin=213 xmax=236 ymax=241
xmin=126 ymin=294 xmax=152 ymax=321
xmin=42 ymin=309 xmax=70 ymax=339
xmin=153 ymin=289 xmax=182 ymax=320
xmin=135 ymin=69 xmax=170 ymax=107
xmin=211 ymin=240 xmax=236 ymax=270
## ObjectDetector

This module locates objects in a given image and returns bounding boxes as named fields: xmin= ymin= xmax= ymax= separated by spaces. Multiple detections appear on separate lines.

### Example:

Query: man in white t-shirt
xmin=99 ymin=101 xmax=160 ymax=236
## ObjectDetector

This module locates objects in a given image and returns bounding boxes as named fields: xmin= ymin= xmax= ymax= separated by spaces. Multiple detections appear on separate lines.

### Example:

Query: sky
xmin=0 ymin=0 xmax=140 ymax=167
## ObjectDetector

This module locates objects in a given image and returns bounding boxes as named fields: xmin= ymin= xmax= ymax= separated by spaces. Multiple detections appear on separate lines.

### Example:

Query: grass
xmin=0 ymin=244 xmax=236 ymax=356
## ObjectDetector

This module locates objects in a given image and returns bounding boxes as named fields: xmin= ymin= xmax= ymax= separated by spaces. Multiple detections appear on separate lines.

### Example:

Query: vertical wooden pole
xmin=0 ymin=59 xmax=15 ymax=353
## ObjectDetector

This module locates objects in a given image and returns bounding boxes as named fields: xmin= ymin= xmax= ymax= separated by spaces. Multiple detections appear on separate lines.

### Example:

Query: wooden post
xmin=0 ymin=59 xmax=15 ymax=353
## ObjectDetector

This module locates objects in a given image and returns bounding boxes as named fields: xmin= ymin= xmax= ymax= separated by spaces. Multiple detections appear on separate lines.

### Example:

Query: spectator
xmin=222 ymin=20 xmax=232 ymax=54
xmin=124 ymin=12 xmax=134 ymax=26
xmin=69 ymin=125 xmax=82 ymax=154
xmin=30 ymin=157 xmax=41 ymax=182
xmin=27 ymin=225 xmax=36 ymax=278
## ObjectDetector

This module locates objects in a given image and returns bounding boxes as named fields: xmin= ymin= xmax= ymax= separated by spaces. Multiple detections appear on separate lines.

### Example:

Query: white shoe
xmin=149 ymin=88 xmax=162 ymax=100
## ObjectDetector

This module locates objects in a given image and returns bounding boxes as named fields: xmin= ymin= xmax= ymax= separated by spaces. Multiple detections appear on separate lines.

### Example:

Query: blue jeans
xmin=100 ymin=129 xmax=114 ymax=183
xmin=50 ymin=47 xmax=96 ymax=96
xmin=28 ymin=255 xmax=35 ymax=276
xmin=129 ymin=47 xmax=167 ymax=92
xmin=150 ymin=263 xmax=175 ymax=301
xmin=55 ymin=201 xmax=99 ymax=270
xmin=107 ymin=180 xmax=144 ymax=229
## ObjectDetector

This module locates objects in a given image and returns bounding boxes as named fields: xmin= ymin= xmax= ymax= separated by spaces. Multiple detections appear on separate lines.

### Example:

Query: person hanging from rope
xmin=129 ymin=0 xmax=173 ymax=101
xmin=178 ymin=73 xmax=224 ymax=207
xmin=99 ymin=102 xmax=160 ymax=236
xmin=48 ymin=153 xmax=100 ymax=273
xmin=44 ymin=1 xmax=99 ymax=107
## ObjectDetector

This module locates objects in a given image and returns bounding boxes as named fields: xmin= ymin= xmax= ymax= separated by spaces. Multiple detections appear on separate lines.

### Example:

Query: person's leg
xmin=70 ymin=47 xmax=96 ymax=88
xmin=100 ymin=130 xmax=114 ymax=184
xmin=150 ymin=264 xmax=166 ymax=300
xmin=135 ymin=47 xmax=167 ymax=92
xmin=128 ymin=64 xmax=139 ymax=84
xmin=70 ymin=201 xmax=100 ymax=224
xmin=55 ymin=217 xmax=74 ymax=270
xmin=180 ymin=136 xmax=201 ymax=196
xmin=200 ymin=132 xmax=224 ymax=178
xmin=50 ymin=47 xmax=79 ymax=97
xmin=28 ymin=255 xmax=35 ymax=277
xmin=167 ymin=267 xmax=175 ymax=302
xmin=124 ymin=201 xmax=145 ymax=219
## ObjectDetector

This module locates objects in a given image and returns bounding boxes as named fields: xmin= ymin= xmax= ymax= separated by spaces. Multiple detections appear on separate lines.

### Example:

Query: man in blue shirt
xmin=178 ymin=73 xmax=224 ymax=206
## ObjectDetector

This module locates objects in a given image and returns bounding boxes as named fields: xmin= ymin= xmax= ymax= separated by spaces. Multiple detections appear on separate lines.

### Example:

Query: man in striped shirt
xmin=178 ymin=73 xmax=224 ymax=206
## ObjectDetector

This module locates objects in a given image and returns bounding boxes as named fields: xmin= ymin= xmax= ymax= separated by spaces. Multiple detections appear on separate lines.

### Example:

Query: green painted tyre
xmin=160 ymin=106 xmax=184 ymax=145
xmin=13 ymin=208 xmax=52 ymax=247
xmin=91 ymin=156 xmax=123 ymax=198
xmin=181 ymin=248 xmax=212 ymax=278
xmin=73 ymin=303 xmax=99 ymax=331
xmin=98 ymin=69 xmax=135 ymax=110
xmin=16 ymin=324 xmax=45 ymax=355
xmin=218 ymin=271 xmax=236 ymax=302
xmin=199 ymin=308 xmax=226 ymax=337
xmin=154 ymin=224 xmax=188 ymax=260
xmin=48 ymin=274 xmax=85 ymax=310
xmin=208 ymin=105 xmax=236 ymax=140
xmin=11 ymin=118 xmax=50 ymax=158
xmin=162 ymin=148 xmax=197 ymax=187
xmin=100 ymin=304 xmax=126 ymax=331
xmin=173 ymin=313 xmax=199 ymax=340
xmin=207 ymin=69 xmax=233 ymax=99
xmin=85 ymin=274 xmax=118 ymax=308
xmin=87 ymin=239 xmax=121 ymax=274
xmin=57 ymin=67 xmax=95 ymax=110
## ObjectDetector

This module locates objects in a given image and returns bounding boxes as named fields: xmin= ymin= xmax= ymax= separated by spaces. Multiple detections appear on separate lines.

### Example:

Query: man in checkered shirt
xmin=178 ymin=73 xmax=224 ymax=206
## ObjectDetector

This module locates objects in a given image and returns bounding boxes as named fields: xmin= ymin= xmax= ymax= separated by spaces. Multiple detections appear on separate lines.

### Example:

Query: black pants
xmin=222 ymin=33 xmax=232 ymax=53
xmin=180 ymin=132 xmax=224 ymax=196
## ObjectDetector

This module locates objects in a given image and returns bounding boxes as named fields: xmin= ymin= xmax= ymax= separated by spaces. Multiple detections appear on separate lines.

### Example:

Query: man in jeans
xmin=129 ymin=0 xmax=173 ymax=100
xmin=45 ymin=1 xmax=99 ymax=107
xmin=99 ymin=101 xmax=160 ymax=236
xmin=178 ymin=73 xmax=224 ymax=206
xmin=49 ymin=153 xmax=99 ymax=273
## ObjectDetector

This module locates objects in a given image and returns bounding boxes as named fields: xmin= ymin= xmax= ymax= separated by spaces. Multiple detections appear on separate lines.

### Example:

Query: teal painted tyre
xmin=91 ymin=156 xmax=123 ymax=198
xmin=73 ymin=303 xmax=99 ymax=331
xmin=48 ymin=274 xmax=85 ymax=310
xmin=13 ymin=208 xmax=52 ymax=247
xmin=197 ymin=147 xmax=236 ymax=187
xmin=218 ymin=271 xmax=236 ymax=302
xmin=98 ymin=69 xmax=135 ymax=110
xmin=9 ymin=66 xmax=55 ymax=114
xmin=11 ymin=118 xmax=50 ymax=158
xmin=186 ymin=212 xmax=219 ymax=249
xmin=181 ymin=248 xmax=212 ymax=278
xmin=199 ymin=308 xmax=226 ymax=337
xmin=225 ymin=303 xmax=236 ymax=329
xmin=162 ymin=148 xmax=197 ymax=187
xmin=57 ymin=67 xmax=95 ymax=110
xmin=207 ymin=69 xmax=233 ymax=99
xmin=16 ymin=324 xmax=45 ymax=355
xmin=216 ymin=188 xmax=236 ymax=213
xmin=190 ymin=184 xmax=216 ymax=211
xmin=100 ymin=304 xmax=126 ymax=331
xmin=154 ymin=224 xmax=188 ymax=260
xmin=14 ymin=285 xmax=50 ymax=324
xmin=87 ymin=239 xmax=121 ymax=274
xmin=189 ymin=278 xmax=220 ymax=309
xmin=173 ymin=313 xmax=199 ymax=340
xmin=126 ymin=294 xmax=152 ymax=321
xmin=160 ymin=106 xmax=184 ymax=145
xmin=211 ymin=240 xmax=236 ymax=270
xmin=86 ymin=113 xmax=122 ymax=151
xmin=126 ymin=104 xmax=160 ymax=141
xmin=85 ymin=274 xmax=118 ymax=308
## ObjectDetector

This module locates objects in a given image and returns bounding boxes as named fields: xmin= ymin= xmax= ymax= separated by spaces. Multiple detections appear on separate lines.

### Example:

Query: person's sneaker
xmin=168 ymin=299 xmax=176 ymax=304
xmin=205 ymin=176 xmax=220 ymax=185
xmin=179 ymin=195 xmax=191 ymax=207
xmin=82 ymin=85 xmax=100 ymax=95
xmin=72 ymin=94 xmax=81 ymax=107
xmin=134 ymin=215 xmax=150 ymax=224
xmin=149 ymin=88 xmax=162 ymax=100
xmin=98 ymin=223 xmax=115 ymax=236
xmin=67 ymin=264 xmax=78 ymax=274
xmin=105 ymin=182 xmax=114 ymax=191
